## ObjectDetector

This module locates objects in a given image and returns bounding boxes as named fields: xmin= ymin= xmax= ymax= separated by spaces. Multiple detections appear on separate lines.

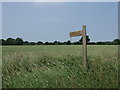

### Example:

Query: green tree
xmin=0 ymin=39 xmax=5 ymax=45
xmin=97 ymin=41 xmax=104 ymax=45
xmin=24 ymin=41 xmax=29 ymax=45
xmin=73 ymin=41 xmax=81 ymax=45
xmin=53 ymin=41 xmax=58 ymax=45
xmin=15 ymin=38 xmax=23 ymax=45
xmin=29 ymin=42 xmax=36 ymax=45
xmin=113 ymin=39 xmax=120 ymax=45
xmin=79 ymin=35 xmax=90 ymax=43
xmin=66 ymin=40 xmax=71 ymax=45
xmin=44 ymin=42 xmax=49 ymax=45
xmin=37 ymin=41 xmax=43 ymax=45
xmin=5 ymin=38 xmax=15 ymax=45
xmin=0 ymin=39 xmax=2 ymax=45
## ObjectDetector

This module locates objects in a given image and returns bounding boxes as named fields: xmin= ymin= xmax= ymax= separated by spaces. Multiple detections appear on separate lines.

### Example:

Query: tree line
xmin=0 ymin=36 xmax=120 ymax=45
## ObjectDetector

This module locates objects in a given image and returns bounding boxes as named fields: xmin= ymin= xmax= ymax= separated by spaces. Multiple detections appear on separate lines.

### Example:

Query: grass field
xmin=2 ymin=45 xmax=118 ymax=88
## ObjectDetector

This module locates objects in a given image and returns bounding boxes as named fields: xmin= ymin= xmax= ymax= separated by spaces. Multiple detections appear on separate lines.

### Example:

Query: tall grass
xmin=0 ymin=46 xmax=2 ymax=89
xmin=2 ymin=45 xmax=118 ymax=88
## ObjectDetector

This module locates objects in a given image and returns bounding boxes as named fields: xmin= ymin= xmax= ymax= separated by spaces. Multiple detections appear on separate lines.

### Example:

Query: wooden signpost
xmin=69 ymin=25 xmax=87 ymax=68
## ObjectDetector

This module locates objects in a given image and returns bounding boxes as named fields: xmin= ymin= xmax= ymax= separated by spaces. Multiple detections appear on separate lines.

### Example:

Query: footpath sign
xmin=69 ymin=25 xmax=87 ymax=68
xmin=70 ymin=30 xmax=83 ymax=37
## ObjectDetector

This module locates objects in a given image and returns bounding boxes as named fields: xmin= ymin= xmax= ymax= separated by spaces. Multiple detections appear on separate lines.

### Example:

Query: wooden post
xmin=82 ymin=25 xmax=87 ymax=68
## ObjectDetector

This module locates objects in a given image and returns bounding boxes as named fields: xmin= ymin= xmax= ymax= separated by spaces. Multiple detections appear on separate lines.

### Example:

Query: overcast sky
xmin=2 ymin=2 xmax=118 ymax=42
xmin=0 ymin=2 xmax=2 ymax=39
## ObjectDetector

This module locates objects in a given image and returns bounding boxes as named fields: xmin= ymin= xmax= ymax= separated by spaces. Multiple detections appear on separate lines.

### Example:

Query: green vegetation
xmin=2 ymin=45 xmax=118 ymax=88
xmin=0 ymin=37 xmax=120 ymax=45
